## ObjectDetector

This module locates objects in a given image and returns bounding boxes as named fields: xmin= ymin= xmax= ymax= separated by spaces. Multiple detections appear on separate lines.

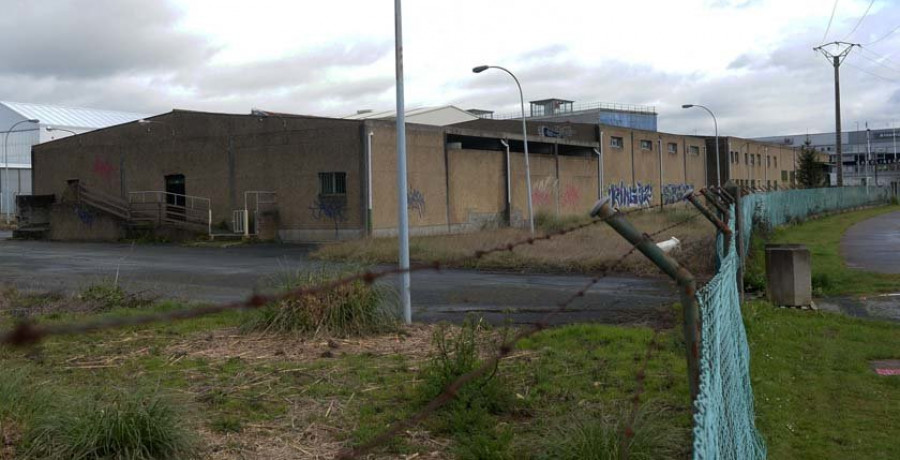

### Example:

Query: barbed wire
xmin=336 ymin=208 xmax=704 ymax=459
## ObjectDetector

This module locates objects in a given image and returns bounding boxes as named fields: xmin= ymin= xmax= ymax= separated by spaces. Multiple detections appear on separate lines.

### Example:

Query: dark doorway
xmin=164 ymin=174 xmax=186 ymax=220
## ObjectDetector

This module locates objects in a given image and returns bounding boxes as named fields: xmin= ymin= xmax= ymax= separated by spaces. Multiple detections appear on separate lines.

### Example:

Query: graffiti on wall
xmin=662 ymin=183 xmax=694 ymax=205
xmin=531 ymin=177 xmax=557 ymax=207
xmin=309 ymin=198 xmax=347 ymax=224
xmin=560 ymin=184 xmax=581 ymax=208
xmin=407 ymin=188 xmax=426 ymax=218
xmin=74 ymin=205 xmax=94 ymax=226
xmin=92 ymin=157 xmax=115 ymax=183
xmin=608 ymin=181 xmax=653 ymax=208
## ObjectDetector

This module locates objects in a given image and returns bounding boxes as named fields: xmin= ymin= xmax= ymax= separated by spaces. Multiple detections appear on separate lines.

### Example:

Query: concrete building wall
xmin=447 ymin=148 xmax=506 ymax=227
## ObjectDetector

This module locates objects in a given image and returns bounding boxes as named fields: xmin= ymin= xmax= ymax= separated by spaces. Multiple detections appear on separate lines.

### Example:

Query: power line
xmin=823 ymin=0 xmax=840 ymax=42
xmin=859 ymin=46 xmax=900 ymax=72
xmin=845 ymin=61 xmax=900 ymax=82
xmin=842 ymin=0 xmax=876 ymax=41
xmin=856 ymin=48 xmax=900 ymax=75
xmin=864 ymin=23 xmax=900 ymax=46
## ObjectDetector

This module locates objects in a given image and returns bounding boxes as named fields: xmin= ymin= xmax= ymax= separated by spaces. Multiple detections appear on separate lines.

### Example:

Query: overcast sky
xmin=2 ymin=0 xmax=898 ymax=137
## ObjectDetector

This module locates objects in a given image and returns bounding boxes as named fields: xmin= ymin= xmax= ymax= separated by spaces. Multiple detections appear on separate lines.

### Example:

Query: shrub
xmin=243 ymin=270 xmax=400 ymax=337
xmin=812 ymin=273 xmax=833 ymax=297
xmin=22 ymin=390 xmax=195 ymax=460
xmin=534 ymin=211 xmax=589 ymax=234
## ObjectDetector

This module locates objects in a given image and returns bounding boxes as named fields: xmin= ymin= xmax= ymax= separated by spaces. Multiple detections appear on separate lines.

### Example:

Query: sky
xmin=1 ymin=0 xmax=899 ymax=137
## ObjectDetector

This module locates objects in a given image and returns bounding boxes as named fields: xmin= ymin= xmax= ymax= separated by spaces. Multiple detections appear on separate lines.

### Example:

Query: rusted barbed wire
xmin=0 ymin=206 xmax=663 ymax=347
xmin=620 ymin=328 xmax=662 ymax=460
xmin=336 ymin=210 xmax=704 ymax=460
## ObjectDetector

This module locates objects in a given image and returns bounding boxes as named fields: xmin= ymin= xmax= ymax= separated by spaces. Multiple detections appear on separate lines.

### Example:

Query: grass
xmin=745 ymin=301 xmax=900 ymax=459
xmin=745 ymin=204 xmax=900 ymax=296
xmin=0 ymin=286 xmax=694 ymax=458
xmin=313 ymin=205 xmax=717 ymax=277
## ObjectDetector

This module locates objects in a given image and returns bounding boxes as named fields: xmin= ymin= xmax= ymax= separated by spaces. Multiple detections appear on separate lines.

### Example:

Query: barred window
xmin=667 ymin=142 xmax=677 ymax=154
xmin=610 ymin=136 xmax=624 ymax=148
xmin=640 ymin=140 xmax=652 ymax=151
xmin=319 ymin=172 xmax=347 ymax=195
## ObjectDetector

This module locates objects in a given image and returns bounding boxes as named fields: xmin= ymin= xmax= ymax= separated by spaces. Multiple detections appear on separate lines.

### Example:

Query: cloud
xmin=0 ymin=0 xmax=215 ymax=79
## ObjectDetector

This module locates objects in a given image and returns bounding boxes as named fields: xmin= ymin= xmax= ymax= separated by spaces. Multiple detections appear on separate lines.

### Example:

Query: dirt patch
xmin=1 ymin=419 xmax=22 ymax=459
xmin=167 ymin=324 xmax=442 ymax=363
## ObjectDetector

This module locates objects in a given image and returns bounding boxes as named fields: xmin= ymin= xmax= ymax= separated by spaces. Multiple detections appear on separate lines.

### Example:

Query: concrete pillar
xmin=765 ymin=244 xmax=812 ymax=307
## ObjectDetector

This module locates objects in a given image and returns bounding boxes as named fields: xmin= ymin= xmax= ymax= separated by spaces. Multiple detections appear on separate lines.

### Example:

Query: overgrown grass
xmin=745 ymin=205 xmax=900 ymax=296
xmin=746 ymin=301 xmax=900 ymax=459
xmin=242 ymin=269 xmax=400 ymax=337
xmin=313 ymin=205 xmax=716 ymax=276
xmin=79 ymin=282 xmax=152 ymax=311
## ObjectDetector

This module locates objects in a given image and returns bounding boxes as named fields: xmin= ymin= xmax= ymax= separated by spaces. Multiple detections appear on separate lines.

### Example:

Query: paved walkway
xmin=841 ymin=210 xmax=900 ymax=274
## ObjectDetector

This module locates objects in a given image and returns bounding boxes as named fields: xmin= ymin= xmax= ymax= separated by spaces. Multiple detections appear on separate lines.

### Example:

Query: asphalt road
xmin=0 ymin=237 xmax=678 ymax=326
xmin=841 ymin=210 xmax=900 ymax=274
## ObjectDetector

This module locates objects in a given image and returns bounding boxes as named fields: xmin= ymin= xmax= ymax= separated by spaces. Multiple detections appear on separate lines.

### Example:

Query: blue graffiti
xmin=309 ymin=198 xmax=347 ymax=223
xmin=662 ymin=183 xmax=694 ymax=205
xmin=608 ymin=181 xmax=653 ymax=208
xmin=74 ymin=205 xmax=95 ymax=226
xmin=407 ymin=188 xmax=426 ymax=218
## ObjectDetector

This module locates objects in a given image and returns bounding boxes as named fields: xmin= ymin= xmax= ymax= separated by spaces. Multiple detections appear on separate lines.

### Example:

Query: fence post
xmin=725 ymin=183 xmax=745 ymax=304
xmin=700 ymin=188 xmax=729 ymax=219
xmin=591 ymin=198 xmax=700 ymax=406
xmin=684 ymin=192 xmax=731 ymax=236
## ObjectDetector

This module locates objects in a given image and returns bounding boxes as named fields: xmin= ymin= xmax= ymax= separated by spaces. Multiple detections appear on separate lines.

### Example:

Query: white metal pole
xmin=367 ymin=130 xmax=374 ymax=236
xmin=394 ymin=0 xmax=412 ymax=324
xmin=866 ymin=126 xmax=871 ymax=192
xmin=658 ymin=137 xmax=663 ymax=208
xmin=514 ymin=76 xmax=535 ymax=235
xmin=501 ymin=139 xmax=511 ymax=223
xmin=598 ymin=130 xmax=604 ymax=198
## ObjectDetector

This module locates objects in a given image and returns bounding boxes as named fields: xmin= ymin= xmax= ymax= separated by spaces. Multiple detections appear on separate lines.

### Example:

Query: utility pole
xmin=814 ymin=41 xmax=858 ymax=187
xmin=394 ymin=0 xmax=412 ymax=324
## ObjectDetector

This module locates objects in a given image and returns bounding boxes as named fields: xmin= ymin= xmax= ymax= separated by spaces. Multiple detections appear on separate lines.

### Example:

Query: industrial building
xmin=0 ymin=101 xmax=146 ymax=216
xmin=755 ymin=127 xmax=900 ymax=186
xmin=477 ymin=98 xmax=659 ymax=131
xmin=26 ymin=108 xmax=797 ymax=242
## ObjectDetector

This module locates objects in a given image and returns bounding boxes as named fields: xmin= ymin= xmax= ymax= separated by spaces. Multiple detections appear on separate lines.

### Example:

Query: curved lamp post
xmin=473 ymin=65 xmax=534 ymax=235
xmin=4 ymin=118 xmax=39 ymax=223
xmin=46 ymin=126 xmax=78 ymax=137
xmin=682 ymin=104 xmax=720 ymax=187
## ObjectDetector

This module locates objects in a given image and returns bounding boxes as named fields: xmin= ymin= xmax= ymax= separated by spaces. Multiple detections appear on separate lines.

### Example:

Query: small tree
xmin=795 ymin=140 xmax=826 ymax=188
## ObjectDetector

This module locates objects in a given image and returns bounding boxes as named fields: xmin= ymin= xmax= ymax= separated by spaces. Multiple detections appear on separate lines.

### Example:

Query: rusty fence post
xmin=684 ymin=192 xmax=731 ymax=235
xmin=725 ymin=183 xmax=745 ymax=304
xmin=591 ymin=198 xmax=701 ymax=406
xmin=700 ymin=188 xmax=729 ymax=219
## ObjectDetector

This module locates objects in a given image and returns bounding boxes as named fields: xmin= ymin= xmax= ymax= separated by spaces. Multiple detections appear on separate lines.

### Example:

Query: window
xmin=667 ymin=142 xmax=677 ymax=154
xmin=319 ymin=172 xmax=347 ymax=195
xmin=757 ymin=154 xmax=761 ymax=166
xmin=640 ymin=140 xmax=653 ymax=151
xmin=781 ymin=171 xmax=788 ymax=181
xmin=610 ymin=136 xmax=624 ymax=148
xmin=750 ymin=154 xmax=755 ymax=166
xmin=689 ymin=145 xmax=700 ymax=155
xmin=774 ymin=156 xmax=778 ymax=168
xmin=745 ymin=153 xmax=749 ymax=165
xmin=767 ymin=156 xmax=771 ymax=168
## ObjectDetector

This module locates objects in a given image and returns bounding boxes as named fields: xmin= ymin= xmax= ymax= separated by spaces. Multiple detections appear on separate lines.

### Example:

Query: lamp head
xmin=681 ymin=104 xmax=694 ymax=109
xmin=27 ymin=118 xmax=39 ymax=123
xmin=472 ymin=65 xmax=489 ymax=73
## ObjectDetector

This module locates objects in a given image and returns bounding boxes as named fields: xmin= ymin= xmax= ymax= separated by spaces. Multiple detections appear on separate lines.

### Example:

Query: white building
xmin=342 ymin=105 xmax=479 ymax=126
xmin=0 ymin=101 xmax=146 ymax=215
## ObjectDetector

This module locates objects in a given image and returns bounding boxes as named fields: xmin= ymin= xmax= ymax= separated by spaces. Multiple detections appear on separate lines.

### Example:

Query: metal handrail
xmin=128 ymin=191 xmax=211 ymax=210
xmin=493 ymin=101 xmax=657 ymax=120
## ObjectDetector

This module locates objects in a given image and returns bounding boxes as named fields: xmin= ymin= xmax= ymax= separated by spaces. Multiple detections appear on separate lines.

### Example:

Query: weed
xmin=418 ymin=317 xmax=514 ymax=456
xmin=22 ymin=389 xmax=195 ymax=460
xmin=79 ymin=282 xmax=150 ymax=311
xmin=811 ymin=273 xmax=832 ymax=297
xmin=243 ymin=270 xmax=400 ymax=337
xmin=209 ymin=415 xmax=243 ymax=434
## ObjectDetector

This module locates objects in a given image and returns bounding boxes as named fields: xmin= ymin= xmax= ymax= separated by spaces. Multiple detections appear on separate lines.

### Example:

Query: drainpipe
xmin=764 ymin=146 xmax=768 ymax=189
xmin=593 ymin=147 xmax=603 ymax=200
xmin=658 ymin=137 xmax=664 ymax=209
xmin=501 ymin=139 xmax=512 ymax=225
xmin=367 ymin=130 xmax=374 ymax=235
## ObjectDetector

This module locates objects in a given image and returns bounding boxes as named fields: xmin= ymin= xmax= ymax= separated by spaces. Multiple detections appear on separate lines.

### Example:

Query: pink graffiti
xmin=531 ymin=177 xmax=556 ymax=207
xmin=561 ymin=185 xmax=580 ymax=207
xmin=92 ymin=157 xmax=115 ymax=182
xmin=532 ymin=189 xmax=552 ymax=206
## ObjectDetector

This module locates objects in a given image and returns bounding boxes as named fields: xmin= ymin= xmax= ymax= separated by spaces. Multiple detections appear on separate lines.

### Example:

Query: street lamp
xmin=4 ymin=118 xmax=39 ymax=223
xmin=46 ymin=126 xmax=78 ymax=137
xmin=473 ymin=64 xmax=534 ymax=235
xmin=682 ymin=104 xmax=720 ymax=187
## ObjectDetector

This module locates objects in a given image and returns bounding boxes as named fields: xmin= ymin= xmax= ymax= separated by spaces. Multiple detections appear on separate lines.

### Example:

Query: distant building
xmin=754 ymin=127 xmax=900 ymax=186
xmin=0 ymin=101 xmax=146 ymax=214
xmin=342 ymin=105 xmax=478 ymax=126
xmin=491 ymin=98 xmax=659 ymax=131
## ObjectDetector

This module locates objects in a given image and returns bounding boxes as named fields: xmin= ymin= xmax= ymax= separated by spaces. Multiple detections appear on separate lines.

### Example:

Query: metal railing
xmin=494 ymin=101 xmax=657 ymax=120
xmin=128 ymin=191 xmax=212 ymax=235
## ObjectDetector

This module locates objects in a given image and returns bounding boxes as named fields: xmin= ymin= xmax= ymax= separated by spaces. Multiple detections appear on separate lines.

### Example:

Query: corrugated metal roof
xmin=342 ymin=105 xmax=478 ymax=126
xmin=0 ymin=101 xmax=148 ymax=129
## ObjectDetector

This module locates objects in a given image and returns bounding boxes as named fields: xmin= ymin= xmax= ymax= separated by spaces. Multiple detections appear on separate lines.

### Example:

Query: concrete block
xmin=765 ymin=244 xmax=812 ymax=307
